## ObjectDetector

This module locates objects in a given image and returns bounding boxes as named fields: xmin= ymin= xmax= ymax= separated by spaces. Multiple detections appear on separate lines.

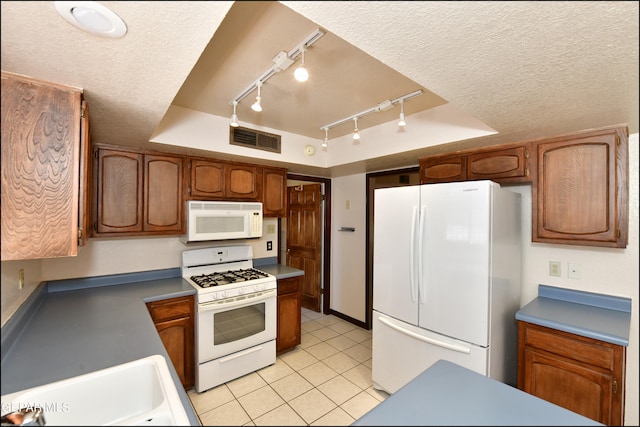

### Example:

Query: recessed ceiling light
xmin=55 ymin=1 xmax=127 ymax=38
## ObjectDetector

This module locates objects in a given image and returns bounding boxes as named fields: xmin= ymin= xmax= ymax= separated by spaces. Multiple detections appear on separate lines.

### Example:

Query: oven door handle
xmin=198 ymin=288 xmax=276 ymax=313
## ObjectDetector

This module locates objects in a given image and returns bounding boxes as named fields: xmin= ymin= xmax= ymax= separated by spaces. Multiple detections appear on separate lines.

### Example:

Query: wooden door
xmin=286 ymin=184 xmax=322 ymax=312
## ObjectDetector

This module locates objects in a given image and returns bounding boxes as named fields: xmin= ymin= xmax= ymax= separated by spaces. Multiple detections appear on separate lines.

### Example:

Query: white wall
xmin=330 ymin=173 xmax=367 ymax=322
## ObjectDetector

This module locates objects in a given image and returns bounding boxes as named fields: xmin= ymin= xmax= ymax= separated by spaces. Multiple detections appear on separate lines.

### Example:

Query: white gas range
xmin=182 ymin=245 xmax=277 ymax=393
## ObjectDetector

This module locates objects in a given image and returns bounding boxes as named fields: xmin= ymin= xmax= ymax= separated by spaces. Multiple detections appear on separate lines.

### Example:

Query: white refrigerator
xmin=372 ymin=180 xmax=521 ymax=394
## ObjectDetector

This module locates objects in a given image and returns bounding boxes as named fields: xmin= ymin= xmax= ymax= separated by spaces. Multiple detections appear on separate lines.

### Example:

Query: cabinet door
xmin=1 ymin=72 xmax=83 ymax=260
xmin=144 ymin=154 xmax=184 ymax=232
xmin=466 ymin=143 xmax=531 ymax=183
xmin=532 ymin=126 xmax=628 ymax=247
xmin=226 ymin=164 xmax=262 ymax=200
xmin=189 ymin=159 xmax=225 ymax=199
xmin=94 ymin=149 xmax=143 ymax=234
xmin=147 ymin=296 xmax=195 ymax=389
xmin=262 ymin=167 xmax=287 ymax=217
xmin=518 ymin=321 xmax=625 ymax=426
xmin=276 ymin=276 xmax=302 ymax=354
xmin=78 ymin=100 xmax=91 ymax=245
xmin=522 ymin=347 xmax=614 ymax=425
xmin=419 ymin=154 xmax=465 ymax=183
xmin=155 ymin=317 xmax=194 ymax=389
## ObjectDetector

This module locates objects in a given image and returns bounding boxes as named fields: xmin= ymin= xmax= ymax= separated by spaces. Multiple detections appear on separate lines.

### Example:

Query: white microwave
xmin=182 ymin=201 xmax=263 ymax=243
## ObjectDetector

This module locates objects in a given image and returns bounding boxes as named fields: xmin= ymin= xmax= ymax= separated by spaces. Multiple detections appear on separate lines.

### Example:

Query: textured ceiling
xmin=1 ymin=1 xmax=638 ymax=176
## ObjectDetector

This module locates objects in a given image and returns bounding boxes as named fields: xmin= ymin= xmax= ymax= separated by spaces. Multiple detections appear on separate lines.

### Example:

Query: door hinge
xmin=613 ymin=379 xmax=618 ymax=394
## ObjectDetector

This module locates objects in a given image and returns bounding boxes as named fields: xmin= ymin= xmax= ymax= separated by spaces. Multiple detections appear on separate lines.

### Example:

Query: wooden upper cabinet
xmin=1 ymin=72 xmax=87 ymax=260
xmin=144 ymin=154 xmax=184 ymax=232
xmin=467 ymin=144 xmax=530 ymax=182
xmin=420 ymin=154 xmax=466 ymax=183
xmin=94 ymin=148 xmax=144 ymax=234
xmin=419 ymin=142 xmax=531 ymax=185
xmin=188 ymin=159 xmax=226 ymax=199
xmin=262 ymin=167 xmax=287 ymax=217
xmin=226 ymin=164 xmax=262 ymax=200
xmin=93 ymin=145 xmax=184 ymax=236
xmin=532 ymin=125 xmax=628 ymax=248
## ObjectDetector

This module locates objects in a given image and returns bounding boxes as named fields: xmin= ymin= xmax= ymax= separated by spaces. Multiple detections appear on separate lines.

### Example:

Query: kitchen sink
xmin=0 ymin=354 xmax=190 ymax=426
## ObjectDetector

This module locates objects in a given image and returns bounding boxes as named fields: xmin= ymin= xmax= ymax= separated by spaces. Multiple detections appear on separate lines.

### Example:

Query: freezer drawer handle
xmin=378 ymin=316 xmax=471 ymax=354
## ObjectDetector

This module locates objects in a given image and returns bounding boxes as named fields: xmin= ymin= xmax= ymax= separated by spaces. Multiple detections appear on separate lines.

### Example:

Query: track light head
xmin=353 ymin=117 xmax=360 ymax=140
xmin=251 ymin=81 xmax=263 ymax=112
xmin=294 ymin=48 xmax=309 ymax=82
xmin=398 ymin=100 xmax=406 ymax=127
xmin=322 ymin=128 xmax=328 ymax=148
xmin=230 ymin=101 xmax=239 ymax=127
xmin=251 ymin=96 xmax=262 ymax=112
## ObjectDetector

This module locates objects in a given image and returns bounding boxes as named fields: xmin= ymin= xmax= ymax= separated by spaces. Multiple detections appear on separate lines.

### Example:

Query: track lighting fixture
xmin=322 ymin=128 xmax=329 ymax=148
xmin=398 ymin=99 xmax=406 ymax=127
xmin=294 ymin=48 xmax=309 ymax=82
xmin=352 ymin=117 xmax=360 ymax=140
xmin=320 ymin=89 xmax=422 ymax=137
xmin=230 ymin=101 xmax=239 ymax=127
xmin=228 ymin=29 xmax=324 ymax=113
xmin=251 ymin=81 xmax=262 ymax=112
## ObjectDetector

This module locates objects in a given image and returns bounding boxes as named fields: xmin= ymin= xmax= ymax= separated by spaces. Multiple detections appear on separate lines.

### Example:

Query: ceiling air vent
xmin=230 ymin=126 xmax=281 ymax=154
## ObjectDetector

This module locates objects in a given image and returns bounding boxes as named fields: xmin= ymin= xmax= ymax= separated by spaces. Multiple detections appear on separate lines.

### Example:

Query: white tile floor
xmin=188 ymin=308 xmax=389 ymax=426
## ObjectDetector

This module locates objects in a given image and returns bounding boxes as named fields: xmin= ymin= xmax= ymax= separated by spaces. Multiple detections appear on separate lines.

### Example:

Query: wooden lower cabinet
xmin=276 ymin=276 xmax=303 ymax=354
xmin=146 ymin=295 xmax=195 ymax=389
xmin=517 ymin=321 xmax=625 ymax=425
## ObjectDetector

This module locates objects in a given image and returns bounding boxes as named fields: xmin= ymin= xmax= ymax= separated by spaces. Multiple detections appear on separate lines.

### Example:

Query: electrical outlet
xmin=267 ymin=241 xmax=273 ymax=251
xmin=549 ymin=261 xmax=561 ymax=277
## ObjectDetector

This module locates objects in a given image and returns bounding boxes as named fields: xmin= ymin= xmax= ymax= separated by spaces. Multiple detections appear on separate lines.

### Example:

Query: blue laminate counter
xmin=253 ymin=258 xmax=304 ymax=279
xmin=515 ymin=285 xmax=631 ymax=346
xmin=352 ymin=360 xmax=602 ymax=426
xmin=0 ymin=269 xmax=200 ymax=426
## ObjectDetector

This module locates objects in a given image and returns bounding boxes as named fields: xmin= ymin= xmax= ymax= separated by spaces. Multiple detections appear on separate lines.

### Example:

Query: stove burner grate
xmin=190 ymin=268 xmax=270 ymax=288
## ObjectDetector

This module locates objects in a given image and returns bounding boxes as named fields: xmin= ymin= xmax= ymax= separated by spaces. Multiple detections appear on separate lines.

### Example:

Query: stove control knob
xmin=216 ymin=291 xmax=226 ymax=299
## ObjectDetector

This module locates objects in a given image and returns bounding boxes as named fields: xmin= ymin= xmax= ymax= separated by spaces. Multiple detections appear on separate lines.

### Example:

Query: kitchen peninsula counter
xmin=352 ymin=360 xmax=602 ymax=426
xmin=0 ymin=269 xmax=200 ymax=426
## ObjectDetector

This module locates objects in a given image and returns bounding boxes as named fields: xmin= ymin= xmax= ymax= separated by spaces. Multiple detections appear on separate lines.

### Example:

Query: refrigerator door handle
xmin=418 ymin=205 xmax=427 ymax=304
xmin=409 ymin=206 xmax=418 ymax=302
xmin=378 ymin=316 xmax=472 ymax=354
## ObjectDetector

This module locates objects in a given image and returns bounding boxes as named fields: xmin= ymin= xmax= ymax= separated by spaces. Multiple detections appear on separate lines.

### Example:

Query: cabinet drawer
xmin=277 ymin=277 xmax=302 ymax=295
xmin=521 ymin=322 xmax=616 ymax=370
xmin=147 ymin=296 xmax=193 ymax=322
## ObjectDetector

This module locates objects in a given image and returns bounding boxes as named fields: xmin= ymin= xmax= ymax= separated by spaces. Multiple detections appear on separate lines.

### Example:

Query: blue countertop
xmin=253 ymin=258 xmax=305 ymax=279
xmin=352 ymin=360 xmax=602 ymax=426
xmin=0 ymin=268 xmax=201 ymax=426
xmin=515 ymin=285 xmax=631 ymax=346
